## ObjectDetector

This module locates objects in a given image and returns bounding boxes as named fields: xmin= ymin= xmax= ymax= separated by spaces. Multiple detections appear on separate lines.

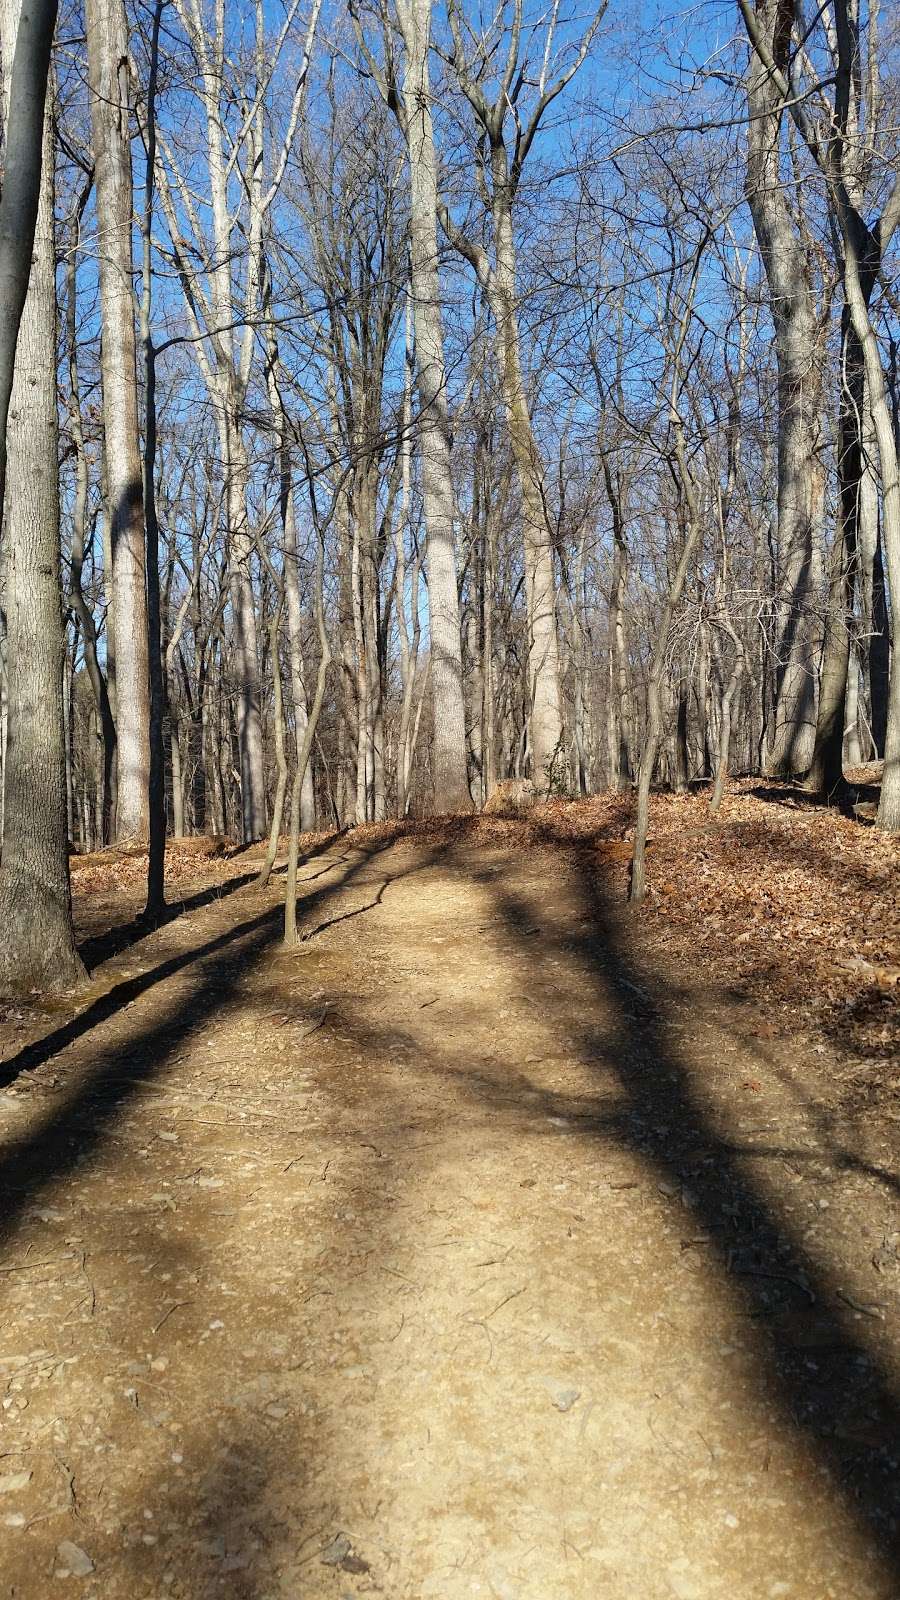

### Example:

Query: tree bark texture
xmin=396 ymin=0 xmax=470 ymax=811
xmin=86 ymin=0 xmax=151 ymax=840
xmin=0 ymin=0 xmax=85 ymax=994
xmin=746 ymin=4 xmax=824 ymax=777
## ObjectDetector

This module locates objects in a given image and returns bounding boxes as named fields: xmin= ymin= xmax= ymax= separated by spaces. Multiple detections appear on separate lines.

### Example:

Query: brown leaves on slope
xmin=543 ymin=783 xmax=898 ymax=1087
xmin=68 ymin=836 xmax=238 ymax=902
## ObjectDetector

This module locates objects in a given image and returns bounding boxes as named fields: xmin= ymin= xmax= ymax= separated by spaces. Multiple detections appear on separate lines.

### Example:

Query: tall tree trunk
xmin=86 ymin=0 xmax=150 ymax=841
xmin=603 ymin=458 xmax=633 ymax=789
xmin=262 ymin=300 xmax=315 ymax=831
xmin=858 ymin=383 xmax=889 ymax=756
xmin=710 ymin=620 xmax=746 ymax=813
xmin=142 ymin=0 xmax=165 ymax=920
xmin=0 ymin=0 xmax=85 ymax=993
xmin=394 ymin=317 xmax=423 ymax=816
xmin=868 ymin=530 xmax=890 ymax=756
xmin=482 ymin=516 xmax=497 ymax=800
xmin=257 ymin=598 xmax=288 ymax=889
xmin=490 ymin=187 xmax=563 ymax=788
xmin=284 ymin=520 xmax=332 ymax=945
xmin=631 ymin=251 xmax=707 ymax=903
xmin=673 ymin=676 xmax=690 ymax=792
xmin=806 ymin=308 xmax=863 ymax=796
xmin=835 ymin=225 xmax=900 ymax=828
xmin=224 ymin=425 xmax=266 ymax=840
xmin=746 ymin=5 xmax=824 ymax=777
xmin=64 ymin=175 xmax=116 ymax=841
xmin=395 ymin=0 xmax=470 ymax=811
xmin=0 ymin=0 xmax=56 ymax=523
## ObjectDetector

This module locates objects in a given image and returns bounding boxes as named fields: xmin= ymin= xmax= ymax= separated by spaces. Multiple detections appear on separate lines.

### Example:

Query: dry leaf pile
xmin=69 ymin=834 xmax=237 ymax=901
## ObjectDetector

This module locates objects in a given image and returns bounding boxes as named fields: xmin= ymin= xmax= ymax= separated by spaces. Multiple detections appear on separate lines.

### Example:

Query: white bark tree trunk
xmin=395 ymin=0 xmax=470 ymax=811
xmin=86 ymin=0 xmax=150 ymax=840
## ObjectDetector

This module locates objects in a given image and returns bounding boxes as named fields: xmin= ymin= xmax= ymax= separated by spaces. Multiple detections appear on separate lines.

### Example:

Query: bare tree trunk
xmin=807 ymin=308 xmax=864 ymax=797
xmin=0 ymin=0 xmax=57 ymax=524
xmin=171 ymin=718 xmax=185 ymax=837
xmin=64 ymin=172 xmax=116 ymax=841
xmin=490 ymin=189 xmax=563 ymax=788
xmin=746 ymin=5 xmax=824 ymax=778
xmin=284 ymin=525 xmax=332 ymax=945
xmin=0 ymin=622 xmax=7 ymax=845
xmin=868 ymin=531 xmax=890 ymax=756
xmin=142 ymin=0 xmax=165 ymax=921
xmin=696 ymin=615 xmax=712 ymax=777
xmin=0 ymin=1 xmax=85 ymax=993
xmin=262 ymin=297 xmax=316 ymax=831
xmin=631 ymin=513 xmax=703 ymax=901
xmin=350 ymin=505 xmax=369 ymax=823
xmin=482 ymin=517 xmax=497 ymax=800
xmin=673 ymin=676 xmax=690 ymax=792
xmin=394 ymin=317 xmax=423 ymax=815
xmin=632 ymin=246 xmax=707 ymax=903
xmin=394 ymin=0 xmax=470 ymax=811
xmin=844 ymin=642 xmax=862 ymax=765
xmin=603 ymin=458 xmax=633 ymax=789
xmin=283 ymin=491 xmax=316 ymax=829
xmin=858 ymin=385 xmax=889 ymax=756
xmin=844 ymin=260 xmax=900 ymax=828
xmin=226 ymin=430 xmax=267 ymax=840
xmin=257 ymin=598 xmax=288 ymax=889
xmin=710 ymin=620 xmax=746 ymax=813
xmin=336 ymin=490 xmax=358 ymax=828
xmin=86 ymin=0 xmax=150 ymax=841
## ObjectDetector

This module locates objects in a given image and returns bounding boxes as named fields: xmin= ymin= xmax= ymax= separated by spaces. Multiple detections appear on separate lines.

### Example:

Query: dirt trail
xmin=1 ymin=831 xmax=899 ymax=1599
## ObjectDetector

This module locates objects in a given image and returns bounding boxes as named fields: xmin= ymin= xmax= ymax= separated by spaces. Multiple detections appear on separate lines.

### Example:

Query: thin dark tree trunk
xmin=710 ymin=621 xmax=746 ymax=813
xmin=257 ymin=597 xmax=288 ymax=889
xmin=143 ymin=0 xmax=165 ymax=921
xmin=284 ymin=526 xmax=331 ymax=945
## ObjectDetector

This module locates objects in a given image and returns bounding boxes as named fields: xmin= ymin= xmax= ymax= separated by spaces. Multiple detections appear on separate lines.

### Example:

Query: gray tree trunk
xmin=395 ymin=0 xmax=470 ymax=811
xmin=858 ymin=386 xmax=889 ymax=755
xmin=0 ymin=0 xmax=56 ymax=521
xmin=489 ymin=182 xmax=564 ymax=788
xmin=806 ymin=309 xmax=863 ymax=798
xmin=603 ymin=458 xmax=633 ymax=788
xmin=746 ymin=9 xmax=825 ymax=777
xmin=0 ymin=0 xmax=85 ymax=993
xmin=64 ymin=172 xmax=116 ymax=841
xmin=86 ymin=0 xmax=150 ymax=841
xmin=262 ymin=306 xmax=315 ymax=831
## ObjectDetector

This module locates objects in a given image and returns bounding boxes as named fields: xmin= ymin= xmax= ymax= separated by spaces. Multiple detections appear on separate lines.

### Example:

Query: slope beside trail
xmin=0 ymin=820 xmax=899 ymax=1599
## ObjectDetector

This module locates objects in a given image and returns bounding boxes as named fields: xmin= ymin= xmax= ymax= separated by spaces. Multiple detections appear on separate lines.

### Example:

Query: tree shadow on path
xmin=487 ymin=821 xmax=900 ymax=1573
xmin=74 ymin=829 xmax=343 ymax=970
xmin=0 ymin=841 xmax=389 ymax=1246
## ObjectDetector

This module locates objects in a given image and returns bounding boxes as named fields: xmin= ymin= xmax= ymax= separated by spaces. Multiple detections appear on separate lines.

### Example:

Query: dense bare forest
xmin=0 ymin=0 xmax=898 ymax=984
xmin=0 ymin=3 xmax=899 ymax=1597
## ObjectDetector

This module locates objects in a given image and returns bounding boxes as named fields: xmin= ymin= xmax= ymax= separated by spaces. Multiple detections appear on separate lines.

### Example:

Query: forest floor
xmin=0 ymin=780 xmax=898 ymax=1599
